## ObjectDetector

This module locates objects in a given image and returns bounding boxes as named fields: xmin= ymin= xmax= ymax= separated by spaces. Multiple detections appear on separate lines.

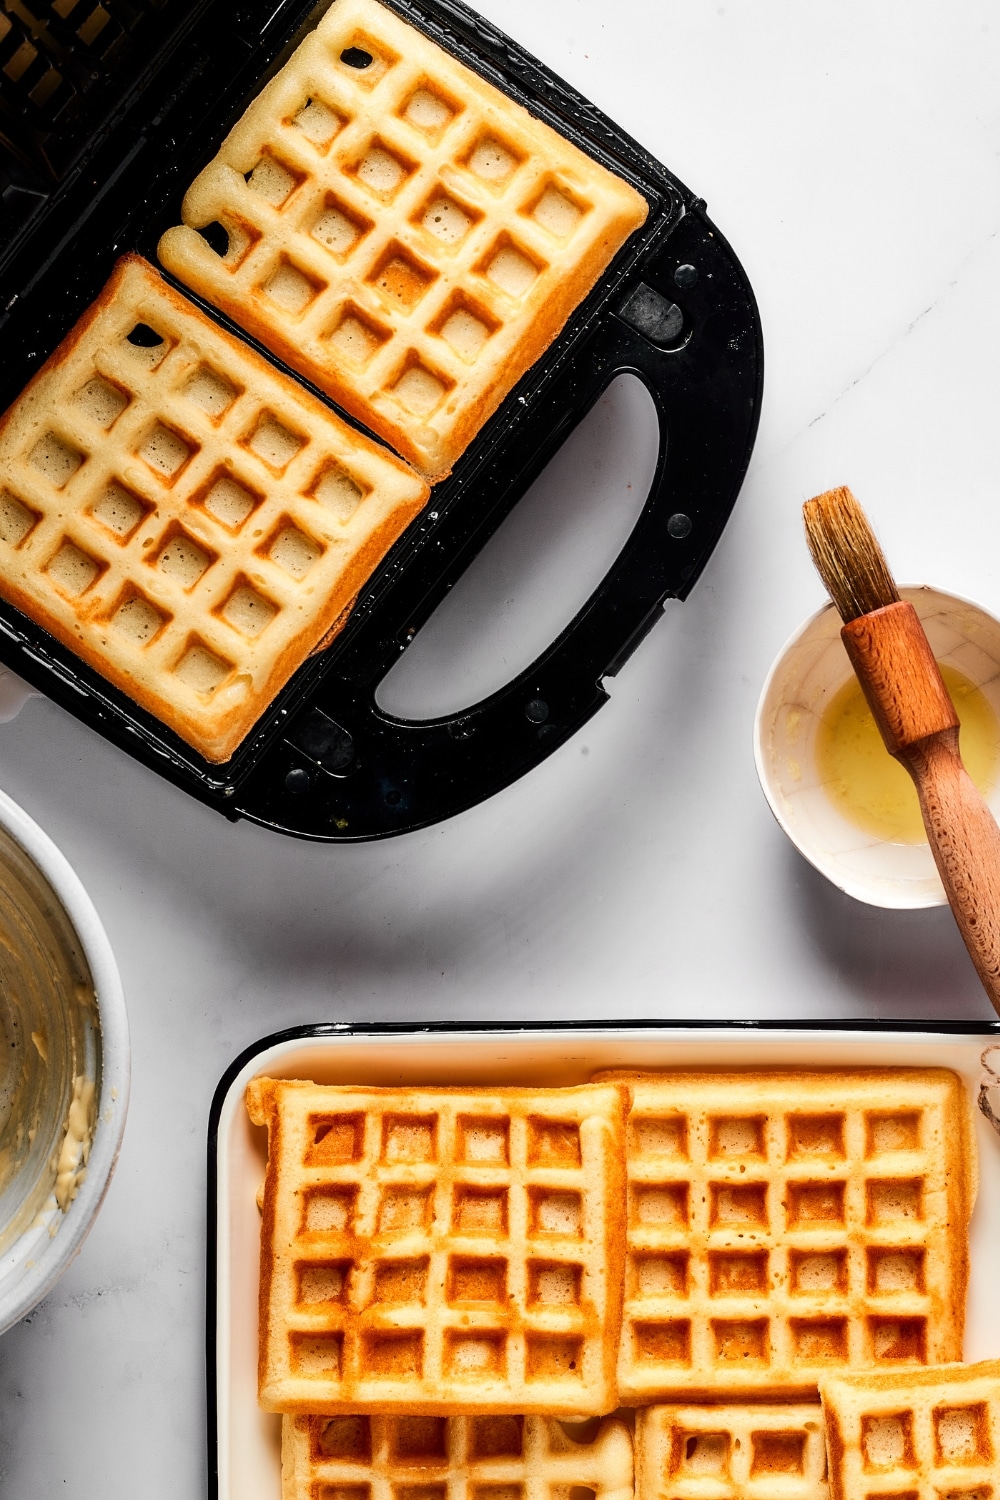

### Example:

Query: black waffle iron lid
xmin=0 ymin=0 xmax=763 ymax=841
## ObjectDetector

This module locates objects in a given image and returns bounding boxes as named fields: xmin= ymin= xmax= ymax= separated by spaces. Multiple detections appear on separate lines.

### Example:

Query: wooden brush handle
xmin=841 ymin=601 xmax=958 ymax=748
xmin=899 ymin=729 xmax=1000 ymax=1008
xmin=843 ymin=601 xmax=1000 ymax=1013
xmin=901 ymin=732 xmax=1000 ymax=1009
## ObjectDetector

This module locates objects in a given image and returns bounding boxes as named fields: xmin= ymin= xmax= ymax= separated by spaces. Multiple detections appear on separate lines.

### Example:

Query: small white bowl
xmin=0 ymin=788 xmax=128 ymax=1335
xmin=754 ymin=586 xmax=1000 ymax=909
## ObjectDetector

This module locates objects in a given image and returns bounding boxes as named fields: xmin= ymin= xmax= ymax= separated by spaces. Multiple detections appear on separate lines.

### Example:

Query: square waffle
xmin=281 ymin=1412 xmax=634 ymax=1500
xmin=819 ymin=1359 xmax=1000 ymax=1500
xmin=0 ymin=254 xmax=429 ymax=762
xmin=245 ymin=1077 xmax=626 ymax=1414
xmin=157 ymin=0 xmax=648 ymax=481
xmin=598 ymin=1070 xmax=976 ymax=1402
xmin=635 ymin=1404 xmax=830 ymax=1500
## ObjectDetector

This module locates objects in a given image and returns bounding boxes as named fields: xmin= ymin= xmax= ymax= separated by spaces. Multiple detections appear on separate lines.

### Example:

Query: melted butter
xmin=816 ymin=663 xmax=1000 ymax=843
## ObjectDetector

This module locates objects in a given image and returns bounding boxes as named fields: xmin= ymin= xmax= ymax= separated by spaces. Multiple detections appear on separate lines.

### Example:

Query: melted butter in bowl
xmin=755 ymin=586 xmax=1000 ymax=909
xmin=0 ymin=790 xmax=126 ymax=1333
xmin=816 ymin=664 xmax=1000 ymax=845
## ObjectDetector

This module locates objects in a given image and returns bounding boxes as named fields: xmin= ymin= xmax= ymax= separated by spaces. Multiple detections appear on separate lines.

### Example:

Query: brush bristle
xmin=803 ymin=485 xmax=900 ymax=622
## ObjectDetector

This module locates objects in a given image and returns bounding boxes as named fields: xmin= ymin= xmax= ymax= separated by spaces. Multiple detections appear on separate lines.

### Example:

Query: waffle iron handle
xmin=263 ymin=209 xmax=762 ymax=838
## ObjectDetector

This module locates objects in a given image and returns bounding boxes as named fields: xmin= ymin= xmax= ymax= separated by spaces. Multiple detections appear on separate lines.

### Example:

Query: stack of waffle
xmin=246 ymin=1068 xmax=990 ymax=1500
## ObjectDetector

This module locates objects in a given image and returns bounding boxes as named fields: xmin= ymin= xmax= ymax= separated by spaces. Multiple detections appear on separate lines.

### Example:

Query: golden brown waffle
xmin=0 ymin=255 xmax=428 ymax=761
xmin=246 ymin=1078 xmax=626 ymax=1414
xmin=281 ymin=1412 xmax=634 ymax=1500
xmin=597 ymin=1070 xmax=975 ymax=1402
xmin=819 ymin=1359 xmax=1000 ymax=1500
xmin=157 ymin=0 xmax=648 ymax=481
xmin=635 ymin=1404 xmax=830 ymax=1500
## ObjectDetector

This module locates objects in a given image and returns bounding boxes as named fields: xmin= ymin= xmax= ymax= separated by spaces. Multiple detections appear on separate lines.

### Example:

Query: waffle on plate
xmin=0 ymin=255 xmax=428 ymax=761
xmin=281 ymin=1412 xmax=634 ymax=1500
xmin=819 ymin=1358 xmax=1000 ymax=1500
xmin=246 ymin=1077 xmax=626 ymax=1414
xmin=158 ymin=0 xmax=648 ymax=481
xmin=636 ymin=1403 xmax=830 ymax=1500
xmin=597 ymin=1070 xmax=976 ymax=1402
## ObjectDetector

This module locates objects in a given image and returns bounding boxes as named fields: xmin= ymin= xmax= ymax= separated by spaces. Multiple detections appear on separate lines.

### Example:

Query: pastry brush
xmin=803 ymin=484 xmax=1000 ymax=1015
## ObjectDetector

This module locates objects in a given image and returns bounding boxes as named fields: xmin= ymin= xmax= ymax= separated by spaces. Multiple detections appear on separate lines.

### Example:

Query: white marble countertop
xmin=1 ymin=0 xmax=999 ymax=1492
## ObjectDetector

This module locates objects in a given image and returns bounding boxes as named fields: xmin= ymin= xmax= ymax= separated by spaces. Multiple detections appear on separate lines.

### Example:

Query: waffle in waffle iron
xmin=0 ymin=255 xmax=428 ymax=762
xmin=158 ymin=0 xmax=649 ymax=481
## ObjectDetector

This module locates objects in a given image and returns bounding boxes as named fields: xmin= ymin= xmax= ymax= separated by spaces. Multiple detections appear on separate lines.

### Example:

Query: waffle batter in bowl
xmin=0 ymin=787 xmax=128 ymax=1335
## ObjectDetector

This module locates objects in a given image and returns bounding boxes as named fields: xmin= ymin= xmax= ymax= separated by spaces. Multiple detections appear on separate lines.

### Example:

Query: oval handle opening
xmin=376 ymin=373 xmax=659 ymax=722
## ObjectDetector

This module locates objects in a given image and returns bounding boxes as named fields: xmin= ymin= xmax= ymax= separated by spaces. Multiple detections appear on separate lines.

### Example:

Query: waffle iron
xmin=0 ymin=0 xmax=763 ymax=840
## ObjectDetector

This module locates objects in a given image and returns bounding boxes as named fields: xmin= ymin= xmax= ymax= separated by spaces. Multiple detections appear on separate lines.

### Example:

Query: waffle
xmin=596 ymin=1070 xmax=976 ymax=1402
xmin=157 ymin=0 xmax=648 ymax=481
xmin=819 ymin=1359 xmax=1000 ymax=1500
xmin=0 ymin=255 xmax=428 ymax=761
xmin=635 ymin=1404 xmax=830 ymax=1500
xmin=245 ymin=1077 xmax=626 ymax=1414
xmin=281 ymin=1412 xmax=634 ymax=1500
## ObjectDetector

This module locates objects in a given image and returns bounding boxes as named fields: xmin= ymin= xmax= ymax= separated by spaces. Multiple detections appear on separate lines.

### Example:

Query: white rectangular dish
xmin=208 ymin=1022 xmax=1000 ymax=1500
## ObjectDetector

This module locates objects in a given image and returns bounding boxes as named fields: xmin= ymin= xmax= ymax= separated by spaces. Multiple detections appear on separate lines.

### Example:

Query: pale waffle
xmin=819 ymin=1359 xmax=1000 ymax=1500
xmin=157 ymin=0 xmax=648 ymax=481
xmin=281 ymin=1412 xmax=634 ymax=1500
xmin=245 ymin=1078 xmax=626 ymax=1414
xmin=635 ymin=1404 xmax=830 ymax=1500
xmin=0 ymin=254 xmax=429 ymax=762
xmin=596 ymin=1070 xmax=976 ymax=1403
